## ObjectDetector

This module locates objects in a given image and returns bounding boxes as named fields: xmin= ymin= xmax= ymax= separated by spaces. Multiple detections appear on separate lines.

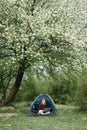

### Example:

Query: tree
xmin=0 ymin=0 xmax=87 ymax=105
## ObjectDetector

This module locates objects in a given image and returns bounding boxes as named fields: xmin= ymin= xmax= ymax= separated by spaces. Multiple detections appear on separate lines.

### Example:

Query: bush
xmin=22 ymin=77 xmax=38 ymax=101
xmin=49 ymin=78 xmax=76 ymax=104
xmin=14 ymin=75 xmax=38 ymax=102
xmin=75 ymin=77 xmax=87 ymax=111
xmin=35 ymin=79 xmax=50 ymax=95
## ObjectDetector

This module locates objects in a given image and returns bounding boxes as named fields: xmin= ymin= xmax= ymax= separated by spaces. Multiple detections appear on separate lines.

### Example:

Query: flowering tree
xmin=0 ymin=0 xmax=87 ymax=105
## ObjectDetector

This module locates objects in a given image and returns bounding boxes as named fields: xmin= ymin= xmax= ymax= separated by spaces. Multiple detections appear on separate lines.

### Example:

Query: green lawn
xmin=0 ymin=104 xmax=87 ymax=130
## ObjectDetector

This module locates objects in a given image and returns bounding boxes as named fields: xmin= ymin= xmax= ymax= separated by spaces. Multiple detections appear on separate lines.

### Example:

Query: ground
xmin=0 ymin=103 xmax=87 ymax=130
xmin=0 ymin=113 xmax=18 ymax=117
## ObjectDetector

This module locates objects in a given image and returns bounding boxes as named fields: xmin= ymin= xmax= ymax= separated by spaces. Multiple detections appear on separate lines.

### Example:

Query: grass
xmin=0 ymin=104 xmax=87 ymax=130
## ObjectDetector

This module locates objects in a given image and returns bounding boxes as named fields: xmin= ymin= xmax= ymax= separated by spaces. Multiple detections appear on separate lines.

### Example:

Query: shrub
xmin=22 ymin=77 xmax=38 ymax=101
xmin=49 ymin=78 xmax=76 ymax=104
xmin=75 ymin=77 xmax=87 ymax=111
xmin=14 ymin=75 xmax=38 ymax=102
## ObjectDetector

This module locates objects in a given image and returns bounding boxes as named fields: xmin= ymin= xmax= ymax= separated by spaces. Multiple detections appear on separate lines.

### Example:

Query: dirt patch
xmin=0 ymin=113 xmax=18 ymax=117
xmin=0 ymin=106 xmax=15 ymax=110
xmin=0 ymin=106 xmax=18 ymax=117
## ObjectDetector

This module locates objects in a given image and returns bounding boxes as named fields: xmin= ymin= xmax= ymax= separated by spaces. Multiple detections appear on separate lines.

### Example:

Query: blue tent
xmin=29 ymin=94 xmax=57 ymax=116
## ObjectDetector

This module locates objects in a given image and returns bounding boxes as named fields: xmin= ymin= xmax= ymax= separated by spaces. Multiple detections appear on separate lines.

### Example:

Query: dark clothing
xmin=38 ymin=104 xmax=46 ymax=110
xmin=32 ymin=104 xmax=46 ymax=114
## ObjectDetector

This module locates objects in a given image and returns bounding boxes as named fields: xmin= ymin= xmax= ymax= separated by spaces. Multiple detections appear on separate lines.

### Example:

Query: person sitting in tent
xmin=29 ymin=94 xmax=57 ymax=116
xmin=38 ymin=99 xmax=51 ymax=115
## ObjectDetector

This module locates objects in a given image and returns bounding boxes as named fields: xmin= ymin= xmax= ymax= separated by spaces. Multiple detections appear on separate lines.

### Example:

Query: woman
xmin=38 ymin=99 xmax=50 ymax=114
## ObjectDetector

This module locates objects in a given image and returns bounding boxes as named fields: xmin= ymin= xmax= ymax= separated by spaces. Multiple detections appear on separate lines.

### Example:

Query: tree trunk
xmin=0 ymin=64 xmax=25 ymax=106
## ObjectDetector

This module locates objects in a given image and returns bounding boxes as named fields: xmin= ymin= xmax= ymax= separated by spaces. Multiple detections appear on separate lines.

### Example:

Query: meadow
xmin=0 ymin=103 xmax=87 ymax=130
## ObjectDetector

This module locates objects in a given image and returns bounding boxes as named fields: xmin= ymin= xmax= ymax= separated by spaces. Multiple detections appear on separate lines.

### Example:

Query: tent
xmin=29 ymin=94 xmax=57 ymax=116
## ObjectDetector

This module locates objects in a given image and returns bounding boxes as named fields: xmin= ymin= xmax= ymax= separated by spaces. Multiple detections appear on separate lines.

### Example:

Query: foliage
xmin=0 ymin=61 xmax=16 ymax=102
xmin=15 ymin=72 xmax=50 ymax=101
xmin=15 ymin=73 xmax=37 ymax=101
xmin=75 ymin=72 xmax=87 ymax=111
xmin=0 ymin=0 xmax=87 ymax=103
xmin=0 ymin=0 xmax=87 ymax=72
xmin=49 ymin=72 xmax=77 ymax=104
xmin=22 ymin=79 xmax=37 ymax=101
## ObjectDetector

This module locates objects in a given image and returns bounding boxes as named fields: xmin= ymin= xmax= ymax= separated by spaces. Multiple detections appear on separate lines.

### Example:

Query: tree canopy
xmin=0 ymin=0 xmax=87 ymax=105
